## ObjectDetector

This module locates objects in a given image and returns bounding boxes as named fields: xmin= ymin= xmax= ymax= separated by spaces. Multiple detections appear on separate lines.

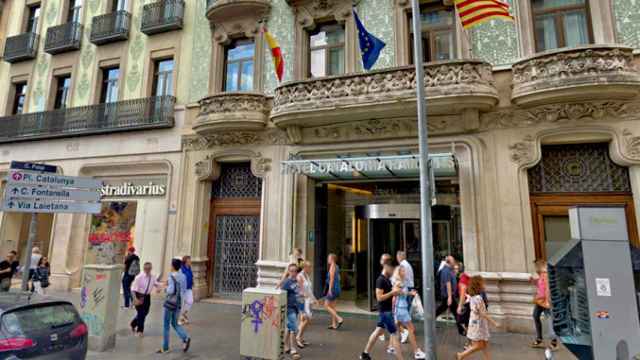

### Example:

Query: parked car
xmin=0 ymin=293 xmax=87 ymax=359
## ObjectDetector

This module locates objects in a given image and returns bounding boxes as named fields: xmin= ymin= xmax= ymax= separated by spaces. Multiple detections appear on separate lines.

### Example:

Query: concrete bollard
xmin=240 ymin=288 xmax=286 ymax=360
xmin=79 ymin=264 xmax=123 ymax=352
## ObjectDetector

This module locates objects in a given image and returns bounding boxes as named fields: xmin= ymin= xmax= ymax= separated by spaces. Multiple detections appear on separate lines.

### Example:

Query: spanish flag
xmin=454 ymin=0 xmax=514 ymax=29
xmin=264 ymin=29 xmax=284 ymax=82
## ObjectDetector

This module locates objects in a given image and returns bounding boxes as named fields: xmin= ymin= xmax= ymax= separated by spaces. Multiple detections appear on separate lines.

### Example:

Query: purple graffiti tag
xmin=80 ymin=287 xmax=88 ymax=309
xmin=249 ymin=299 xmax=265 ymax=333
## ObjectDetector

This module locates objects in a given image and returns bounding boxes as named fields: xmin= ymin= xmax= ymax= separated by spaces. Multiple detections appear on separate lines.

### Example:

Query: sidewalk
xmin=51 ymin=291 xmax=575 ymax=360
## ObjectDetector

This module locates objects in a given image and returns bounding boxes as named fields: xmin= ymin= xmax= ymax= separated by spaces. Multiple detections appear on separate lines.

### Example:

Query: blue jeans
xmin=122 ymin=274 xmax=134 ymax=307
xmin=162 ymin=307 xmax=189 ymax=351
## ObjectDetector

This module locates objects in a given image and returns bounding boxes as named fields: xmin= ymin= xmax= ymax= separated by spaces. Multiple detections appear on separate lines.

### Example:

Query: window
xmin=223 ymin=39 xmax=254 ymax=92
xmin=152 ymin=58 xmax=174 ymax=97
xmin=53 ymin=75 xmax=72 ymax=109
xmin=67 ymin=0 xmax=82 ymax=23
xmin=25 ymin=5 xmax=41 ymax=33
xmin=12 ymin=83 xmax=28 ymax=115
xmin=532 ymin=0 xmax=592 ymax=52
xmin=308 ymin=23 xmax=345 ymax=78
xmin=409 ymin=5 xmax=455 ymax=63
xmin=100 ymin=67 xmax=119 ymax=103
xmin=112 ymin=0 xmax=127 ymax=12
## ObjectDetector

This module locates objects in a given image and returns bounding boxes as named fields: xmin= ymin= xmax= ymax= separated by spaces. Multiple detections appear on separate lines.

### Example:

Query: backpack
xmin=128 ymin=257 xmax=140 ymax=277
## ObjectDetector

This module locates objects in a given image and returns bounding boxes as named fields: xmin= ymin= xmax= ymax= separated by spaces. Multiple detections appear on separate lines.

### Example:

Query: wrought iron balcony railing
xmin=3 ymin=32 xmax=38 ymax=63
xmin=44 ymin=22 xmax=83 ymax=55
xmin=141 ymin=0 xmax=185 ymax=35
xmin=0 ymin=96 xmax=175 ymax=143
xmin=90 ymin=10 xmax=131 ymax=45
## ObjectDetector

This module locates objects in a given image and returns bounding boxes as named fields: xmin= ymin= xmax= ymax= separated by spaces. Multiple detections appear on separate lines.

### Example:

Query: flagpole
xmin=410 ymin=0 xmax=437 ymax=359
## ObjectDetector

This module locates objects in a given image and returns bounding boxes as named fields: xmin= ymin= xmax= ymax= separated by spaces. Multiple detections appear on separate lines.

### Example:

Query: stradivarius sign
xmin=100 ymin=182 xmax=167 ymax=197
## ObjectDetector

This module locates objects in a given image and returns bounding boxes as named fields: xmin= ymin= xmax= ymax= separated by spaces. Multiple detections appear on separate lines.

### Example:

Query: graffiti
xmin=87 ymin=202 xmax=137 ymax=265
xmin=242 ymin=295 xmax=281 ymax=334
xmin=81 ymin=313 xmax=104 ymax=337
xmin=249 ymin=300 xmax=264 ymax=333
xmin=80 ymin=286 xmax=88 ymax=309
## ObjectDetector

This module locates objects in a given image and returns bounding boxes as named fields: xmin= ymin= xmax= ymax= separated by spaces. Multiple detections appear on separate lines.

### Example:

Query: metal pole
xmin=21 ymin=213 xmax=37 ymax=291
xmin=410 ymin=0 xmax=437 ymax=358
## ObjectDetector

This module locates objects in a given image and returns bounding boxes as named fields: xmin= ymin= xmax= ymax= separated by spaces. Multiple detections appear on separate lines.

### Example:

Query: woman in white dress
xmin=457 ymin=275 xmax=497 ymax=360
xmin=296 ymin=261 xmax=316 ymax=347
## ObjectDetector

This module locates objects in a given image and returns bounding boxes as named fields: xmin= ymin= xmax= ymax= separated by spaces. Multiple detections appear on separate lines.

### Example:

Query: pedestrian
xmin=279 ymin=263 xmax=303 ymax=359
xmin=456 ymin=275 xmax=497 ymax=360
xmin=122 ymin=247 xmax=140 ymax=308
xmin=456 ymin=263 xmax=472 ymax=345
xmin=180 ymin=255 xmax=194 ymax=325
xmin=296 ymin=261 xmax=316 ymax=347
xmin=29 ymin=247 xmax=42 ymax=292
xmin=529 ymin=260 xmax=559 ymax=351
xmin=378 ymin=253 xmax=392 ymax=343
xmin=396 ymin=251 xmax=414 ymax=344
xmin=0 ymin=251 xmax=19 ymax=292
xmin=360 ymin=261 xmax=403 ymax=360
xmin=32 ymin=256 xmax=50 ymax=295
xmin=158 ymin=258 xmax=191 ymax=354
xmin=131 ymin=262 xmax=161 ymax=337
xmin=282 ymin=248 xmax=305 ymax=282
xmin=435 ymin=255 xmax=461 ymax=334
xmin=323 ymin=253 xmax=343 ymax=330
xmin=393 ymin=265 xmax=426 ymax=359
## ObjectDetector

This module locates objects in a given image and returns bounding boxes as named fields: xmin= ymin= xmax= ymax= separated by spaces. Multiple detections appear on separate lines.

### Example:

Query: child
xmin=457 ymin=275 xmax=497 ymax=360
xmin=529 ymin=260 xmax=559 ymax=351
xmin=33 ymin=256 xmax=50 ymax=295
xmin=279 ymin=263 xmax=303 ymax=360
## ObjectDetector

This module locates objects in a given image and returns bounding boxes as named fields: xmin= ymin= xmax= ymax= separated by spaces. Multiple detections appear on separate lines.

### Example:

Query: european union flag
xmin=353 ymin=9 xmax=386 ymax=71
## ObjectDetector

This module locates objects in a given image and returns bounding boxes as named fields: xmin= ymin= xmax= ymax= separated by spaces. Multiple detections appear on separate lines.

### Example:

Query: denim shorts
xmin=286 ymin=308 xmax=299 ymax=333
xmin=395 ymin=307 xmax=411 ymax=324
xmin=377 ymin=311 xmax=397 ymax=334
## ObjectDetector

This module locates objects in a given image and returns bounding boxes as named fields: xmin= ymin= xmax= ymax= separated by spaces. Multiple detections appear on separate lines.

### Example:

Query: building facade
xmin=0 ymin=0 xmax=639 ymax=332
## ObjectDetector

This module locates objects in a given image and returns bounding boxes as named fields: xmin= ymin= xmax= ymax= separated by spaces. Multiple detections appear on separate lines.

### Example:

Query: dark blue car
xmin=0 ymin=293 xmax=87 ymax=359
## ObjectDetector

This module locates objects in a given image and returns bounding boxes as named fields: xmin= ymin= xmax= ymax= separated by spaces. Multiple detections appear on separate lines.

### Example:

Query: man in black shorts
xmin=360 ymin=261 xmax=403 ymax=360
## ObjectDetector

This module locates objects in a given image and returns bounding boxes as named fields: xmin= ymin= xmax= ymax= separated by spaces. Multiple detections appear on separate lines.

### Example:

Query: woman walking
xmin=456 ymin=275 xmax=497 ymax=360
xmin=297 ymin=261 xmax=316 ymax=347
xmin=529 ymin=260 xmax=559 ymax=351
xmin=180 ymin=256 xmax=194 ymax=325
xmin=158 ymin=258 xmax=191 ymax=354
xmin=131 ymin=262 xmax=161 ymax=337
xmin=29 ymin=247 xmax=42 ymax=292
xmin=393 ymin=266 xmax=426 ymax=359
xmin=324 ymin=253 xmax=343 ymax=330
xmin=32 ymin=256 xmax=50 ymax=295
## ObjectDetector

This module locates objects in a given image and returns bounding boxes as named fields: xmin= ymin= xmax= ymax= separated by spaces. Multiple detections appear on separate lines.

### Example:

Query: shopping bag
xmin=412 ymin=294 xmax=425 ymax=321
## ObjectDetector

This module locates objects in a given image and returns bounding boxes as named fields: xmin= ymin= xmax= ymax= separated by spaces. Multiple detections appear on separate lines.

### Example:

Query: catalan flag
xmin=264 ymin=29 xmax=284 ymax=82
xmin=454 ymin=0 xmax=514 ymax=29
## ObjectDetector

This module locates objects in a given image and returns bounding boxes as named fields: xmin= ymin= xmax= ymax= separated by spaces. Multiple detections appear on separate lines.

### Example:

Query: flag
xmin=264 ymin=29 xmax=284 ymax=82
xmin=454 ymin=0 xmax=514 ymax=29
xmin=353 ymin=9 xmax=386 ymax=71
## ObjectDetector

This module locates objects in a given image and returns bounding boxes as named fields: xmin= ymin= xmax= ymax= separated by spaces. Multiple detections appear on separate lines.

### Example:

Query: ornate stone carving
xmin=194 ymin=92 xmax=271 ymax=134
xmin=183 ymin=129 xmax=291 ymax=151
xmin=481 ymin=100 xmax=640 ymax=129
xmin=509 ymin=135 xmax=537 ymax=166
xmin=622 ymin=129 xmax=640 ymax=161
xmin=272 ymin=60 xmax=498 ymax=127
xmin=511 ymin=45 xmax=640 ymax=106
xmin=195 ymin=149 xmax=271 ymax=181
xmin=206 ymin=0 xmax=271 ymax=38
xmin=288 ymin=0 xmax=351 ymax=27
xmin=195 ymin=158 xmax=218 ymax=182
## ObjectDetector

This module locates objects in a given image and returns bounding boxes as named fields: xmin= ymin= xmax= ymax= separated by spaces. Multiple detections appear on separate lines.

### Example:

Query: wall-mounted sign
xmin=100 ymin=181 xmax=167 ymax=197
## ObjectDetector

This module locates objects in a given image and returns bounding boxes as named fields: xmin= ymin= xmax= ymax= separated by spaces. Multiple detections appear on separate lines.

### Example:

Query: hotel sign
xmin=100 ymin=180 xmax=167 ymax=198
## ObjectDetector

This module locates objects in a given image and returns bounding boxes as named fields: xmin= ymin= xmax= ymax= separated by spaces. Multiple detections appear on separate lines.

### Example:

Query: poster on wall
xmin=86 ymin=202 xmax=137 ymax=265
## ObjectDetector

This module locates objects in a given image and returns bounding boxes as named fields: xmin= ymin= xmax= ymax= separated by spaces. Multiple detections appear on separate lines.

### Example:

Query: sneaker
xmin=401 ymin=329 xmax=409 ymax=344
xmin=414 ymin=350 xmax=426 ymax=359
xmin=549 ymin=340 xmax=559 ymax=352
xmin=530 ymin=339 xmax=545 ymax=348
xmin=183 ymin=338 xmax=191 ymax=353
xmin=360 ymin=353 xmax=372 ymax=360
xmin=386 ymin=347 xmax=396 ymax=355
xmin=378 ymin=335 xmax=385 ymax=342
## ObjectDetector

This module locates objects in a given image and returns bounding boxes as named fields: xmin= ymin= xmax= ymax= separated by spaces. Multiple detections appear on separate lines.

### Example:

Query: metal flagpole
xmin=410 ymin=0 xmax=437 ymax=358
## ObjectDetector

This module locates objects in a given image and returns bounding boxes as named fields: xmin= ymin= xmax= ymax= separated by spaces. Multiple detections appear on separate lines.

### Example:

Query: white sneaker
xmin=414 ymin=350 xmax=426 ymax=359
xmin=401 ymin=329 xmax=409 ymax=344
xmin=378 ymin=334 xmax=386 ymax=342
xmin=386 ymin=347 xmax=396 ymax=354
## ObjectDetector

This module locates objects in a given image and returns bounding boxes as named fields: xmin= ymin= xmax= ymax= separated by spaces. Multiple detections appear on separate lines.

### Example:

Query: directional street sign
xmin=1 ymin=198 xmax=101 ymax=214
xmin=4 ymin=184 xmax=101 ymax=202
xmin=10 ymin=161 xmax=57 ymax=174
xmin=8 ymin=169 xmax=103 ymax=190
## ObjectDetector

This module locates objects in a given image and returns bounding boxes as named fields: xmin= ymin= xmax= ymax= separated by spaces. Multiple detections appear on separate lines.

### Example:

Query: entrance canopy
xmin=281 ymin=153 xmax=456 ymax=181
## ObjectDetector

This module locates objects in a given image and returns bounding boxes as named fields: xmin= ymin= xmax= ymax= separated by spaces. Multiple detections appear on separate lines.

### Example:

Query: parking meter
xmin=547 ymin=206 xmax=640 ymax=360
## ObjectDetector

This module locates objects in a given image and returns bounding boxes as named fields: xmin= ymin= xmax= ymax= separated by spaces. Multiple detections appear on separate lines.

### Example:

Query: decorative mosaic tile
xmin=188 ymin=0 xmax=213 ymax=103
xmin=263 ymin=0 xmax=295 ymax=95
xmin=355 ymin=0 xmax=395 ymax=70
xmin=613 ymin=0 xmax=640 ymax=49
xmin=468 ymin=0 xmax=519 ymax=66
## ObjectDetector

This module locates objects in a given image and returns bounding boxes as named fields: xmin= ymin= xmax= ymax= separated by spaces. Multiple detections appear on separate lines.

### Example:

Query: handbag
xmin=163 ymin=274 xmax=181 ymax=311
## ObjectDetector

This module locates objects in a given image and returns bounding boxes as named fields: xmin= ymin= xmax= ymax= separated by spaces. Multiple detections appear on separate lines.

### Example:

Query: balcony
xmin=0 ymin=96 xmax=175 ymax=143
xmin=3 ymin=32 xmax=38 ymax=63
xmin=141 ymin=0 xmax=185 ymax=35
xmin=271 ymin=60 xmax=499 ymax=128
xmin=194 ymin=92 xmax=270 ymax=134
xmin=90 ymin=10 xmax=131 ymax=45
xmin=206 ymin=0 xmax=270 ymax=25
xmin=512 ymin=45 xmax=640 ymax=107
xmin=44 ymin=22 xmax=82 ymax=55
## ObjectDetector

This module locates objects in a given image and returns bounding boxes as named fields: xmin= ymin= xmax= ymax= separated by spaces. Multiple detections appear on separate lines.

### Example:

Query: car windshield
xmin=2 ymin=303 xmax=78 ymax=335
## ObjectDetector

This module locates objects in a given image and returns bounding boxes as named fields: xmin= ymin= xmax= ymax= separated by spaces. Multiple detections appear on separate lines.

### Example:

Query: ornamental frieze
xmin=509 ymin=135 xmax=537 ymax=166
xmin=198 ymin=92 xmax=271 ymax=114
xmin=182 ymin=129 xmax=291 ymax=151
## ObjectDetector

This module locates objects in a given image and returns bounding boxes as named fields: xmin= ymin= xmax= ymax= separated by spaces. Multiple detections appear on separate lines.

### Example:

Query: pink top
xmin=131 ymin=272 xmax=160 ymax=295
xmin=536 ymin=273 xmax=548 ymax=299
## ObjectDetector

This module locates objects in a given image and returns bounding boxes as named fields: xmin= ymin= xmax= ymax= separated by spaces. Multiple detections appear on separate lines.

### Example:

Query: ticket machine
xmin=547 ymin=206 xmax=640 ymax=359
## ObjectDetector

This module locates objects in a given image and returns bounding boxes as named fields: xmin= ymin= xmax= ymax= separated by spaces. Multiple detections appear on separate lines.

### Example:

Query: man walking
xmin=0 ymin=251 xmax=19 ymax=292
xmin=180 ymin=256 xmax=194 ymax=325
xmin=396 ymin=251 xmax=414 ymax=343
xmin=130 ymin=262 xmax=161 ymax=337
xmin=361 ymin=261 xmax=403 ymax=360
xmin=436 ymin=255 xmax=460 ymax=330
xmin=122 ymin=247 xmax=140 ymax=308
xmin=158 ymin=258 xmax=191 ymax=354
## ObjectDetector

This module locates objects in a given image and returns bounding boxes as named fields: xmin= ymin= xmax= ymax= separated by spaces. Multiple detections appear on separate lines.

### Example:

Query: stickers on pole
xmin=2 ymin=162 xmax=102 ymax=214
